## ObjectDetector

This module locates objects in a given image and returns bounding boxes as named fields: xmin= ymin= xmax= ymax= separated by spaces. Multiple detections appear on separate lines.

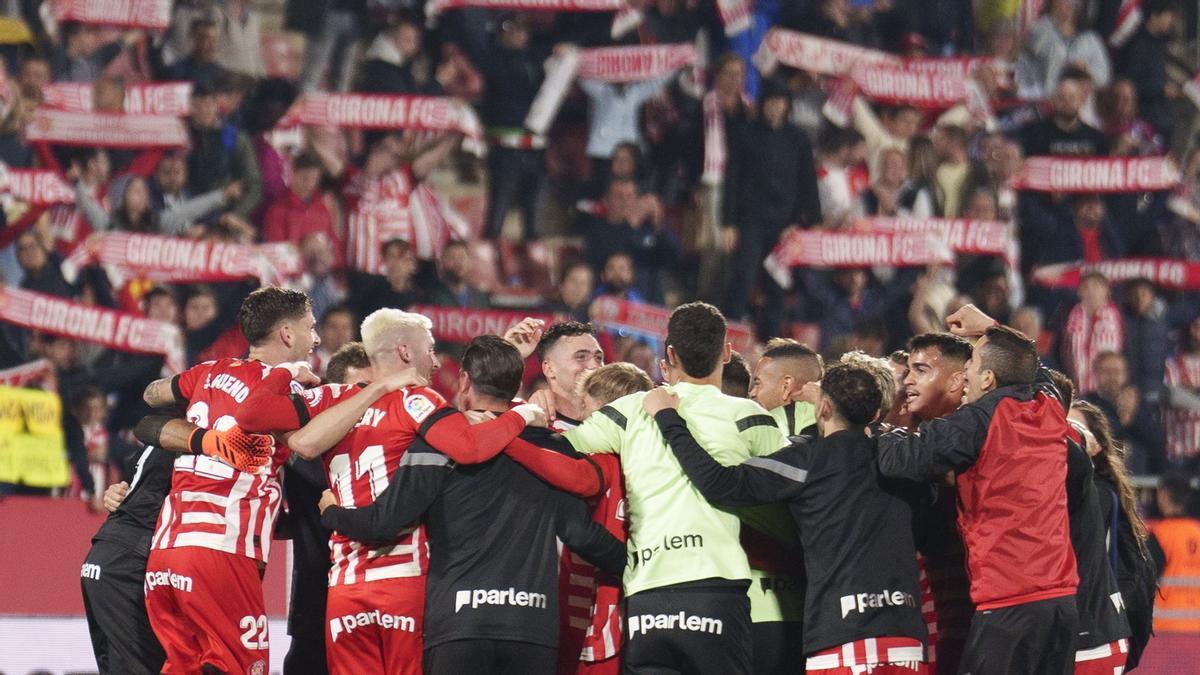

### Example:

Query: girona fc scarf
xmin=411 ymin=306 xmax=559 ymax=343
xmin=576 ymin=44 xmax=697 ymax=82
xmin=589 ymin=296 xmax=756 ymax=355
xmin=26 ymin=109 xmax=187 ymax=147
xmin=1032 ymin=259 xmax=1200 ymax=291
xmin=0 ymin=359 xmax=53 ymax=389
xmin=701 ymin=91 xmax=726 ymax=186
xmin=61 ymin=233 xmax=303 ymax=286
xmin=1013 ymin=156 xmax=1181 ymax=192
xmin=1062 ymin=302 xmax=1123 ymax=394
xmin=298 ymin=94 xmax=482 ymax=139
xmin=0 ymin=288 xmax=183 ymax=373
xmin=850 ymin=217 xmax=1016 ymax=263
xmin=754 ymin=29 xmax=900 ymax=78
xmin=43 ymin=82 xmax=192 ymax=116
xmin=0 ymin=167 xmax=74 ymax=205
xmin=766 ymin=229 xmax=955 ymax=270
xmin=54 ymin=0 xmax=172 ymax=29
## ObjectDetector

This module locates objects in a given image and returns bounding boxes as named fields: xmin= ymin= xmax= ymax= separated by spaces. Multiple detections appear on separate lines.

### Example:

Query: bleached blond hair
xmin=838 ymin=350 xmax=894 ymax=420
xmin=361 ymin=309 xmax=433 ymax=363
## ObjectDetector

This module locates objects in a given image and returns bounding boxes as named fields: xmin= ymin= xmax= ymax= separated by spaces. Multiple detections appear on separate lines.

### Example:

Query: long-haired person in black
xmin=1069 ymin=400 xmax=1158 ymax=669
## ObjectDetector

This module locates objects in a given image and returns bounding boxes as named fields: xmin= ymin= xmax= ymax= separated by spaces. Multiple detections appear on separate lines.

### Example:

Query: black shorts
xmin=752 ymin=621 xmax=805 ymax=675
xmin=623 ymin=581 xmax=752 ymax=675
xmin=424 ymin=639 xmax=556 ymax=675
xmin=960 ymin=595 xmax=1078 ymax=675
xmin=81 ymin=538 xmax=164 ymax=675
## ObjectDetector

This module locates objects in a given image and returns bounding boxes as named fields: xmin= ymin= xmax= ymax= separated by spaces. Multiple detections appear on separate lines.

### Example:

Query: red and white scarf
xmin=0 ymin=359 xmax=54 ymax=389
xmin=43 ymin=82 xmax=192 ymax=116
xmin=1062 ymin=302 xmax=1124 ymax=394
xmin=54 ymin=0 xmax=172 ymax=29
xmin=1013 ymin=156 xmax=1181 ymax=192
xmin=576 ymin=44 xmax=697 ymax=83
xmin=0 ymin=288 xmax=183 ymax=373
xmin=589 ymin=295 xmax=756 ymax=355
xmin=1032 ymin=258 xmax=1200 ymax=291
xmin=60 ymin=233 xmax=303 ymax=287
xmin=26 ymin=109 xmax=187 ymax=147
xmin=851 ymin=217 xmax=1016 ymax=263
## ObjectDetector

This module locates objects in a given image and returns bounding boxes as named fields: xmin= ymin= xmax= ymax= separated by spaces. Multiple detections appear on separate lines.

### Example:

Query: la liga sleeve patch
xmin=404 ymin=394 xmax=437 ymax=423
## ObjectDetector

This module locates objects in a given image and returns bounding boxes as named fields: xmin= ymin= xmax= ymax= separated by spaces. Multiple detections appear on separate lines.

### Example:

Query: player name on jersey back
xmin=152 ymin=359 xmax=297 ymax=563
xmin=324 ymin=387 xmax=450 ymax=586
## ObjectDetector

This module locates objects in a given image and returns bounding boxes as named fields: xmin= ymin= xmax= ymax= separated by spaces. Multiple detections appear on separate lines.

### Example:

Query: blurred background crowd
xmin=0 ymin=0 xmax=1197 ymax=525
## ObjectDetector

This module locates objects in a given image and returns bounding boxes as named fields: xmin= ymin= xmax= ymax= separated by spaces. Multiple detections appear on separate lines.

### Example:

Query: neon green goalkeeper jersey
xmin=564 ymin=381 xmax=788 ymax=596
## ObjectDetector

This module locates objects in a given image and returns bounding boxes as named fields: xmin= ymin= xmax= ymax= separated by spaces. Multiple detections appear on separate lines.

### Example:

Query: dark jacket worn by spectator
xmin=186 ymin=124 xmax=263 ymax=218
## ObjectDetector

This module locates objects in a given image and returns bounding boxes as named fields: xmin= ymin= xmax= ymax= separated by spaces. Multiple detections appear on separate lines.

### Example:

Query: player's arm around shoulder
xmin=563 ymin=390 xmax=644 ymax=456
xmin=732 ymin=398 xmax=790 ymax=458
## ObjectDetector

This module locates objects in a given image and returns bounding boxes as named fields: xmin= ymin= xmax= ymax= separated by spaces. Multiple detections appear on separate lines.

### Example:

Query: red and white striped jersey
xmin=151 ymin=359 xmax=301 ymax=563
xmin=1165 ymin=353 xmax=1200 ymax=461
xmin=1062 ymin=302 xmax=1124 ymax=394
xmin=322 ymin=385 xmax=452 ymax=586
xmin=917 ymin=553 xmax=938 ymax=668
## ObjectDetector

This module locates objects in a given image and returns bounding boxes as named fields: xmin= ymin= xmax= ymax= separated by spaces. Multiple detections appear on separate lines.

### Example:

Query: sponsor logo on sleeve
xmin=80 ymin=563 xmax=101 ymax=581
xmin=839 ymin=589 xmax=916 ymax=618
xmin=404 ymin=394 xmax=436 ymax=423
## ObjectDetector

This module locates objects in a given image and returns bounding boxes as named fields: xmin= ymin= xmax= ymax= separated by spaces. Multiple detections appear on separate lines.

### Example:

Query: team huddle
xmin=78 ymin=286 xmax=1153 ymax=675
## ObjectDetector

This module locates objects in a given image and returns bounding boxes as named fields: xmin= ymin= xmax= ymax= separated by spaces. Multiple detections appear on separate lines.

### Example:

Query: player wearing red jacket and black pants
xmin=877 ymin=314 xmax=1079 ymax=674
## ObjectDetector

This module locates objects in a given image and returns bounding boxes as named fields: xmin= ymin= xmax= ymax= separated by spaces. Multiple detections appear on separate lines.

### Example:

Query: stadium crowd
xmin=0 ymin=0 xmax=1198 ymax=673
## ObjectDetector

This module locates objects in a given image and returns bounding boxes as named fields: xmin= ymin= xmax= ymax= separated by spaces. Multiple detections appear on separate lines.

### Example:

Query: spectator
xmin=852 ymin=100 xmax=923 ymax=180
xmin=213 ymin=0 xmax=267 ymax=78
xmin=75 ymin=175 xmax=161 ymax=234
xmin=582 ymin=178 xmax=677 ymax=304
xmin=1164 ymin=316 xmax=1200 ymax=466
xmin=1082 ymin=350 xmax=1162 ymax=470
xmin=164 ymin=18 xmax=229 ymax=88
xmin=148 ymin=154 xmax=235 ymax=236
xmin=722 ymin=77 xmax=820 ymax=334
xmin=586 ymin=141 xmax=651 ymax=200
xmin=182 ymin=282 xmax=253 ymax=364
xmin=815 ymin=126 xmax=865 ymax=227
xmin=477 ymin=15 xmax=546 ymax=240
xmin=51 ymin=22 xmax=136 ymax=83
xmin=962 ymin=132 xmax=1022 ymax=218
xmin=14 ymin=56 xmax=50 ymax=103
xmin=579 ymin=73 xmax=673 ymax=179
xmin=358 ymin=18 xmax=435 ymax=94
xmin=311 ymin=305 xmax=357 ymax=377
xmin=185 ymin=83 xmax=263 ymax=219
xmin=594 ymin=251 xmax=645 ymax=304
xmin=261 ymin=153 xmax=339 ymax=248
xmin=933 ymin=126 xmax=970 ymax=217
xmin=1115 ymin=0 xmax=1181 ymax=138
xmin=971 ymin=270 xmax=1013 ymax=327
xmin=1123 ymin=278 xmax=1170 ymax=404
xmin=543 ymin=262 xmax=594 ymax=323
xmin=1015 ymin=0 xmax=1111 ymax=99
xmin=641 ymin=0 xmax=700 ymax=43
xmin=242 ymin=78 xmax=300 ymax=225
xmin=346 ymin=238 xmax=423 ymax=320
xmin=861 ymin=147 xmax=934 ymax=217
xmin=297 ymin=232 xmax=348 ymax=323
xmin=1022 ymin=194 xmax=1123 ymax=272
xmin=1060 ymin=272 xmax=1124 ymax=394
xmin=16 ymin=231 xmax=71 ymax=298
xmin=802 ymin=267 xmax=917 ymax=352
xmin=1019 ymin=71 xmax=1109 ymax=157
xmin=428 ymin=240 xmax=491 ymax=309
xmin=298 ymin=0 xmax=367 ymax=93
xmin=1097 ymin=79 xmax=1163 ymax=157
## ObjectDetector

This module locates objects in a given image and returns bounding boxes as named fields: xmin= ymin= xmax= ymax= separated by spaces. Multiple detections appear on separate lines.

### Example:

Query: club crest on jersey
xmin=303 ymin=387 xmax=324 ymax=405
xmin=405 ymin=394 xmax=436 ymax=423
